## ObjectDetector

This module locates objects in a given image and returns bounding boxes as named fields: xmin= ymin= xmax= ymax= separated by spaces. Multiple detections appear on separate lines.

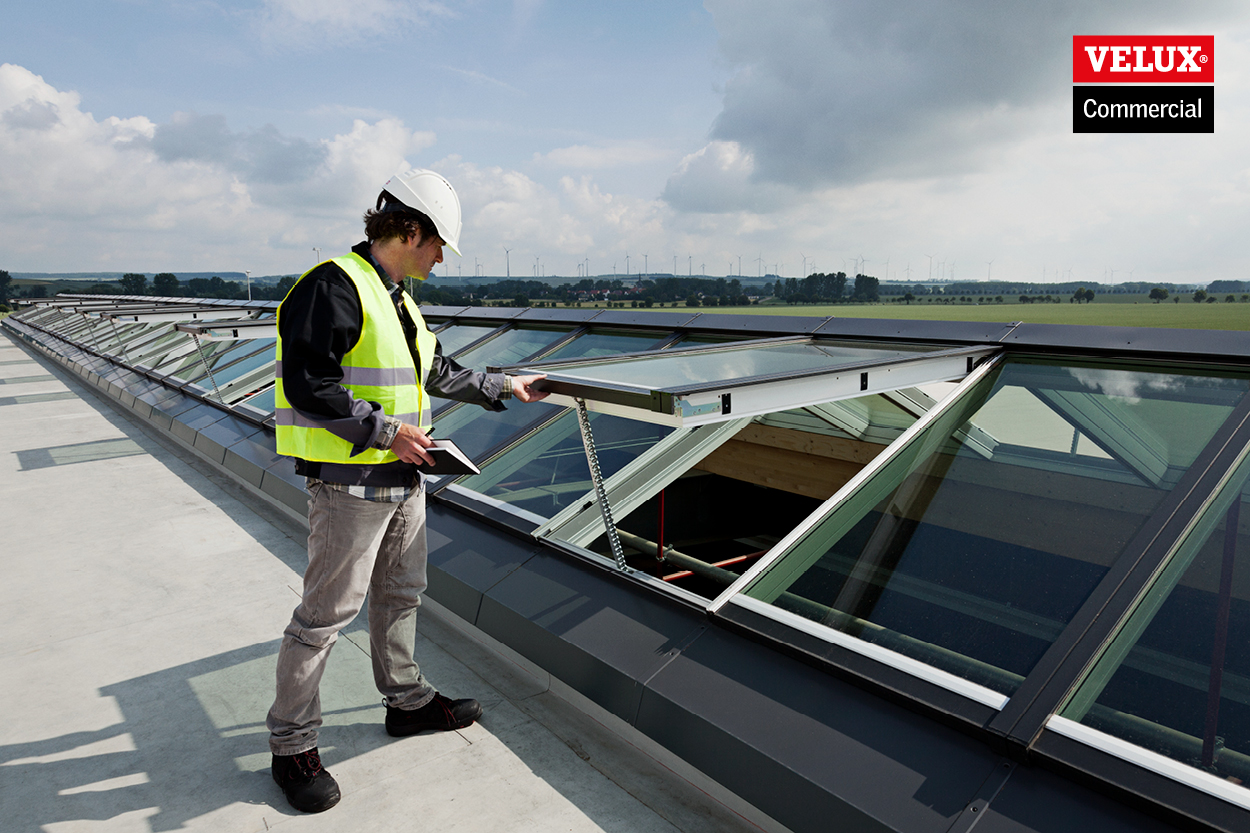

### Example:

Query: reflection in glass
xmin=433 ymin=324 xmax=499 ymax=357
xmin=183 ymin=340 xmax=275 ymax=385
xmin=542 ymin=331 xmax=669 ymax=362
xmin=152 ymin=338 xmax=235 ymax=377
xmin=433 ymin=400 xmax=562 ymax=464
xmin=459 ymin=411 xmax=674 ymax=517
xmin=452 ymin=327 xmax=567 ymax=370
xmin=1061 ymin=450 xmax=1250 ymax=788
xmin=743 ymin=358 xmax=1249 ymax=696
xmin=530 ymin=340 xmax=933 ymax=393
xmin=120 ymin=325 xmax=178 ymax=358
xmin=58 ymin=316 xmax=98 ymax=339
xmin=239 ymin=385 xmax=276 ymax=414
xmin=132 ymin=333 xmax=195 ymax=369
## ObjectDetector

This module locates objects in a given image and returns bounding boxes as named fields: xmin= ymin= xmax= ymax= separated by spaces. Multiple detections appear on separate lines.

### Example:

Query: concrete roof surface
xmin=0 ymin=329 xmax=775 ymax=833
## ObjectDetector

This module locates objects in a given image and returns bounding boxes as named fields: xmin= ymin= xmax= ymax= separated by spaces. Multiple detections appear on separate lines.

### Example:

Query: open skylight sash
xmin=522 ymin=344 xmax=998 ymax=427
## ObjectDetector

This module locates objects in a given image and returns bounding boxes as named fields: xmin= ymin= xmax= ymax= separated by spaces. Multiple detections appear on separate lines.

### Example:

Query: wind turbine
xmin=504 ymin=247 xmax=511 ymax=278
xmin=925 ymin=254 xmax=934 ymax=281
xmin=986 ymin=260 xmax=994 ymax=281
xmin=801 ymin=253 xmax=808 ymax=277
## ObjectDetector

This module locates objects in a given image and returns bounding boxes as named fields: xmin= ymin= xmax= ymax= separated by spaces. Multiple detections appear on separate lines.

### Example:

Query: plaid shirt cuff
xmin=500 ymin=374 xmax=513 ymax=400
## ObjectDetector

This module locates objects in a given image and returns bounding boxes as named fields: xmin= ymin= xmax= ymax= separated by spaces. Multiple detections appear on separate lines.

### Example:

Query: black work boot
xmin=385 ymin=692 xmax=483 ymax=737
xmin=271 ymin=748 xmax=341 ymax=813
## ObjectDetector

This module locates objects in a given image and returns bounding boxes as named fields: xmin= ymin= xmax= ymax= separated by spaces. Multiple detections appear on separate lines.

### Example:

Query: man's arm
xmin=423 ymin=344 xmax=547 ymax=408
xmin=423 ymin=345 xmax=507 ymax=410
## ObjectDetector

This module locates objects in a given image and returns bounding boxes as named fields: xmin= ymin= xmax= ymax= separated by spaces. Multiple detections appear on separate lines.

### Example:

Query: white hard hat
xmin=380 ymin=168 xmax=462 ymax=256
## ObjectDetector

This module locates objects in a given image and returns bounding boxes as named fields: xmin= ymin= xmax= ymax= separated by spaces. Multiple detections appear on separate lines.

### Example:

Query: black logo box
xmin=1073 ymin=85 xmax=1213 ymax=133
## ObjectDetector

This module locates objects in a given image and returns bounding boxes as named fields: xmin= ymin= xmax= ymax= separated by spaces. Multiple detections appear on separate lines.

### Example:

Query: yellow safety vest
xmin=275 ymin=253 xmax=438 ymax=464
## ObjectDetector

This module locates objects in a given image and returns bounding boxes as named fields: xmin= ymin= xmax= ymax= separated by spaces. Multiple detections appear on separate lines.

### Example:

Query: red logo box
xmin=1073 ymin=36 xmax=1214 ymax=83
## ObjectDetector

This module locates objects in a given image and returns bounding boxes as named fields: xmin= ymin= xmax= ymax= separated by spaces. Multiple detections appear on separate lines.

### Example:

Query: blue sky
xmin=3 ymin=1 xmax=1249 ymax=285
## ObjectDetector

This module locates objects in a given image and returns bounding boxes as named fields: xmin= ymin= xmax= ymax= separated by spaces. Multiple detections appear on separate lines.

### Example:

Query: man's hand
xmin=511 ymin=374 xmax=549 ymax=403
xmin=390 ymin=422 xmax=436 ymax=466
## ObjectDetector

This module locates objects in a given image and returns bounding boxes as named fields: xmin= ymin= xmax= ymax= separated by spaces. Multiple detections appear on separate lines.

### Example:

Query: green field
xmin=695 ymin=298 xmax=1250 ymax=331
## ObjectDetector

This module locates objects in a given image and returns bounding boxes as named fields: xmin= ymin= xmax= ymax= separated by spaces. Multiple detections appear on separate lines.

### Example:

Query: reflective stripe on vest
xmin=274 ymin=253 xmax=438 ymax=465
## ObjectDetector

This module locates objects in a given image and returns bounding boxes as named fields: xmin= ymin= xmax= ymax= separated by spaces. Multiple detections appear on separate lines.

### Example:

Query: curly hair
xmin=363 ymin=191 xmax=439 ymax=244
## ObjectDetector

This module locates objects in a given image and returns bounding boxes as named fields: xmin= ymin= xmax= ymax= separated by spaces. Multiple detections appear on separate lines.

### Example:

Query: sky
xmin=2 ymin=0 xmax=1249 ymax=285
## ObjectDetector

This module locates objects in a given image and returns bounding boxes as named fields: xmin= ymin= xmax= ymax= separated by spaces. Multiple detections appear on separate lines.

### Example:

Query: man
xmin=267 ymin=168 xmax=546 ymax=813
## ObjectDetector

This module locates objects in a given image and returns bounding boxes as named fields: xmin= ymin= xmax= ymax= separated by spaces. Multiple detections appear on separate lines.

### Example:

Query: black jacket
xmin=278 ymin=241 xmax=506 ymax=486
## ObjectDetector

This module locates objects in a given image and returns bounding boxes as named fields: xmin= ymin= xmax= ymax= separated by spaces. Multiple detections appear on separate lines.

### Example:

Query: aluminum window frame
xmin=496 ymin=335 xmax=998 ymax=428
xmin=692 ymin=353 xmax=1250 ymax=738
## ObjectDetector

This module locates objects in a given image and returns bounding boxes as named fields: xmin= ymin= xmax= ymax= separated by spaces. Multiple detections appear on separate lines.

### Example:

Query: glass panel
xmin=23 ymin=307 xmax=60 ymax=325
xmin=458 ymin=410 xmax=674 ymax=517
xmin=673 ymin=333 xmax=752 ymax=347
xmin=433 ymin=400 xmax=563 ymax=463
xmin=117 ymin=324 xmax=174 ymax=355
xmin=57 ymin=316 xmax=98 ymax=339
xmin=775 ymin=394 xmax=920 ymax=446
xmin=742 ymin=357 xmax=1250 ymax=696
xmin=239 ymin=385 xmax=276 ymax=414
xmin=105 ymin=321 xmax=148 ymax=346
xmin=131 ymin=331 xmax=189 ymax=367
xmin=184 ymin=340 xmax=275 ymax=385
xmin=1060 ymin=449 xmax=1250 ymax=787
xmin=542 ymin=330 xmax=669 ymax=362
xmin=452 ymin=327 xmax=568 ymax=369
xmin=153 ymin=338 xmax=237 ymax=377
xmin=531 ymin=340 xmax=934 ymax=393
xmin=434 ymin=324 xmax=503 ymax=357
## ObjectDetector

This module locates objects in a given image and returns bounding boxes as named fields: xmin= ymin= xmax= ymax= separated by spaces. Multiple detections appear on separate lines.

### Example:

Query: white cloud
xmin=0 ymin=64 xmax=437 ymax=272
xmin=662 ymin=140 xmax=789 ymax=213
xmin=689 ymin=0 xmax=1248 ymax=192
xmin=653 ymin=5 xmax=1250 ymax=283
xmin=402 ymin=158 xmax=675 ymax=276
xmin=0 ymin=63 xmax=679 ymax=278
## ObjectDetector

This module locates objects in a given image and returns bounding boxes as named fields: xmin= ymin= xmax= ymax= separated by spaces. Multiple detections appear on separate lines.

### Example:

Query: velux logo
xmin=1072 ymin=36 xmax=1214 ymax=133
xmin=1074 ymin=37 xmax=1214 ymax=82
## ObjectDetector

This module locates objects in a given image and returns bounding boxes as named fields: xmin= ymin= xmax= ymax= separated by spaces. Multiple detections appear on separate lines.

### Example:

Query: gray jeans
xmin=267 ymin=480 xmax=435 ymax=755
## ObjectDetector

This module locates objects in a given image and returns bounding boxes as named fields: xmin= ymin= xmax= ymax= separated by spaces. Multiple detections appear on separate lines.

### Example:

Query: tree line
xmin=3 ymin=272 xmax=300 ymax=302
xmin=763 ymin=273 xmax=880 ymax=303
xmin=412 ymin=275 xmax=758 ymax=308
